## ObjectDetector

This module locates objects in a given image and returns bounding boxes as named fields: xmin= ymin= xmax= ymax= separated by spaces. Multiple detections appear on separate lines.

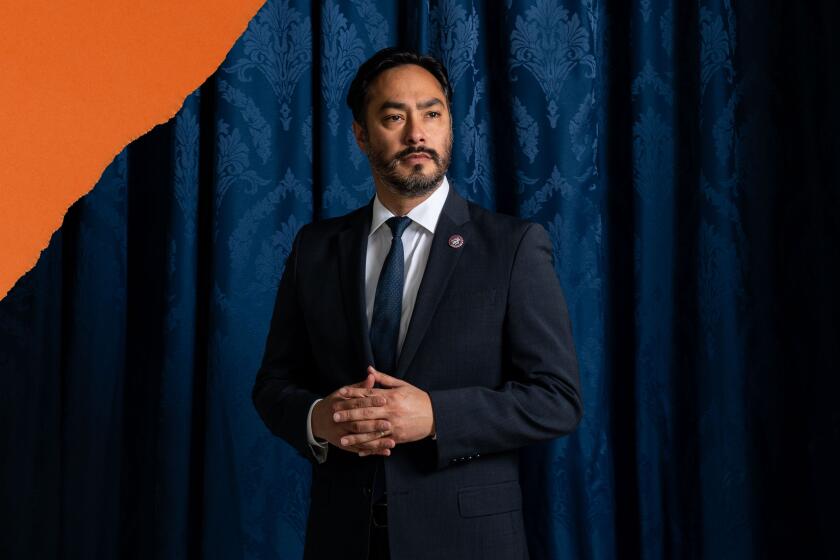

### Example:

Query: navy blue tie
xmin=369 ymin=216 xmax=412 ymax=375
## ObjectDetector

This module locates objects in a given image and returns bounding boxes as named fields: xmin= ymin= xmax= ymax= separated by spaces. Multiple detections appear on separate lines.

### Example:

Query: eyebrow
xmin=378 ymin=98 xmax=444 ymax=112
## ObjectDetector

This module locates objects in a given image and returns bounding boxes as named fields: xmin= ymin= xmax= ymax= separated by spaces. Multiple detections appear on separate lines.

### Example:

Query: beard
xmin=366 ymin=133 xmax=452 ymax=197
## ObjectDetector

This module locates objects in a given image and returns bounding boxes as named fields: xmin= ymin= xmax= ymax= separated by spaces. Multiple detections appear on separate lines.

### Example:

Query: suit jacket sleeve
xmin=252 ymin=226 xmax=322 ymax=464
xmin=427 ymin=223 xmax=583 ymax=469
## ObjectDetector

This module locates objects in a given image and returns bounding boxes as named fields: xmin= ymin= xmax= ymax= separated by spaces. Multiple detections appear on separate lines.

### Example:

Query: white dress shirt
xmin=306 ymin=178 xmax=450 ymax=462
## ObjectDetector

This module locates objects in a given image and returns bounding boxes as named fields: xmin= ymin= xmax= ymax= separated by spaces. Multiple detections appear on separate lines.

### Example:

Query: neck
xmin=373 ymin=178 xmax=441 ymax=216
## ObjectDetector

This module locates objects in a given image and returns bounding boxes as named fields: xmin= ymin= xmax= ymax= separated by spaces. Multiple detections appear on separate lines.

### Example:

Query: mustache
xmin=391 ymin=146 xmax=441 ymax=165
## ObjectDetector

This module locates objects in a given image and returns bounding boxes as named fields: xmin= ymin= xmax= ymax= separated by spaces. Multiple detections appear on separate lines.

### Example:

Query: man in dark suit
xmin=253 ymin=48 xmax=582 ymax=560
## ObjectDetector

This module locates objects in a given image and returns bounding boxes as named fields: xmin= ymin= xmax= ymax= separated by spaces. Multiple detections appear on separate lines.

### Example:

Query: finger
xmin=359 ymin=448 xmax=390 ymax=457
xmin=333 ymin=395 xmax=387 ymax=412
xmin=338 ymin=374 xmax=376 ymax=396
xmin=355 ymin=437 xmax=396 ymax=455
xmin=360 ymin=372 xmax=375 ymax=389
xmin=340 ymin=419 xmax=391 ymax=435
xmin=356 ymin=436 xmax=395 ymax=451
xmin=349 ymin=373 xmax=375 ymax=389
xmin=368 ymin=366 xmax=405 ymax=388
xmin=337 ymin=386 xmax=386 ymax=400
xmin=340 ymin=427 xmax=391 ymax=447
xmin=333 ymin=406 xmax=386 ymax=423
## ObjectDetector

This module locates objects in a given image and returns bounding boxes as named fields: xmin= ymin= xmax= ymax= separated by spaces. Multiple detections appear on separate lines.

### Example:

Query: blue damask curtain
xmin=1 ymin=1 xmax=837 ymax=559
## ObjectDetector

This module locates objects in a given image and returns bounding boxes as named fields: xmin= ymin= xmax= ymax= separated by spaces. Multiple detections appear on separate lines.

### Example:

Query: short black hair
xmin=346 ymin=47 xmax=453 ymax=127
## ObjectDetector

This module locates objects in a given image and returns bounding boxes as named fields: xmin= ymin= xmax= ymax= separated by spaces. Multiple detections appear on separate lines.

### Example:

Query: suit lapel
xmin=396 ymin=188 xmax=471 ymax=379
xmin=338 ymin=202 xmax=375 ymax=371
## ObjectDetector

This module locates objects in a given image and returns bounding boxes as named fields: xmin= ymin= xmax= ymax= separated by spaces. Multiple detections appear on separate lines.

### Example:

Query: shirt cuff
xmin=306 ymin=398 xmax=329 ymax=463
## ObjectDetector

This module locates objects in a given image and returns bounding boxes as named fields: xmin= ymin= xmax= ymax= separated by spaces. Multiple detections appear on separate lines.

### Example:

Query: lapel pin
xmin=448 ymin=234 xmax=464 ymax=249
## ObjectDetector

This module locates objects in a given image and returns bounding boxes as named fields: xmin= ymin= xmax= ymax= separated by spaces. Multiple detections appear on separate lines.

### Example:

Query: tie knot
xmin=386 ymin=216 xmax=412 ymax=239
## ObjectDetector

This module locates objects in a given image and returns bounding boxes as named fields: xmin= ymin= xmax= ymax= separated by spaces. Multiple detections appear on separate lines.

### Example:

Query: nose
xmin=402 ymin=114 xmax=426 ymax=146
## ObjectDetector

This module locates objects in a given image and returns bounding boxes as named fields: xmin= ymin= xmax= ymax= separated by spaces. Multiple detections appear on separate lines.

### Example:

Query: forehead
xmin=367 ymin=64 xmax=446 ymax=106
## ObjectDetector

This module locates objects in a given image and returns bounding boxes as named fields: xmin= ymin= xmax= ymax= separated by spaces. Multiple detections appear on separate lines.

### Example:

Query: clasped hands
xmin=311 ymin=366 xmax=435 ymax=457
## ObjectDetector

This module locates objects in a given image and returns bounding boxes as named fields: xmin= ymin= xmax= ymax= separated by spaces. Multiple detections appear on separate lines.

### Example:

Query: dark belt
xmin=371 ymin=497 xmax=388 ymax=529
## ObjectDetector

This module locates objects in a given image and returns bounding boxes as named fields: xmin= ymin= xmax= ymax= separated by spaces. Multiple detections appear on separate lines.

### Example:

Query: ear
xmin=352 ymin=120 xmax=367 ymax=153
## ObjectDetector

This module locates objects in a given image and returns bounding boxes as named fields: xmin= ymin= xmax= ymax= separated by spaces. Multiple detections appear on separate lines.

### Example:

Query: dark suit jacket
xmin=253 ymin=187 xmax=582 ymax=559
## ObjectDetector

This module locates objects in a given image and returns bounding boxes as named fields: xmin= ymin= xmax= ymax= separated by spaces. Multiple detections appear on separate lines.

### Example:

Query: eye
xmin=427 ymin=111 xmax=441 ymax=118
xmin=384 ymin=114 xmax=404 ymax=122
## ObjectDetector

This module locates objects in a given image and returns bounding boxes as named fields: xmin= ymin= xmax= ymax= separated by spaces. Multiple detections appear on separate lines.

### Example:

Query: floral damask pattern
xmin=509 ymin=0 xmax=596 ymax=127
xmin=320 ymin=0 xmax=366 ymax=136
xmin=430 ymin=0 xmax=479 ymax=90
xmin=512 ymin=96 xmax=539 ymax=164
xmin=224 ymin=0 xmax=311 ymax=131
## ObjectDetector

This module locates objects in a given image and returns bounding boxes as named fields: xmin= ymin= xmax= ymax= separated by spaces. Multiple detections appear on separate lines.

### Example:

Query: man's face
xmin=353 ymin=64 xmax=453 ymax=197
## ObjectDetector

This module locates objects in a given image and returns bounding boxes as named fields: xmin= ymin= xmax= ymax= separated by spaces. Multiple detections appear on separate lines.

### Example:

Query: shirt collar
xmin=370 ymin=176 xmax=450 ymax=237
